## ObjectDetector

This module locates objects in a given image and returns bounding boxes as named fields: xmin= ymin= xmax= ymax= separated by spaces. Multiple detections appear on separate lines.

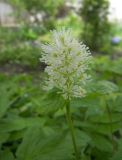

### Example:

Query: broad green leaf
xmin=16 ymin=127 xmax=91 ymax=160
xmin=16 ymin=127 xmax=73 ymax=160
xmin=0 ymin=116 xmax=45 ymax=133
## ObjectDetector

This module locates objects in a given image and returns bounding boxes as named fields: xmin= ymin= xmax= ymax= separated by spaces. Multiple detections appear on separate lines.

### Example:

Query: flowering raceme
xmin=40 ymin=28 xmax=92 ymax=99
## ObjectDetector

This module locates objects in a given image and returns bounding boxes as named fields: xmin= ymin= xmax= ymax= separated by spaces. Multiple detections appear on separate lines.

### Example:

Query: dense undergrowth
xmin=0 ymin=52 xmax=122 ymax=159
xmin=0 ymin=8 xmax=122 ymax=158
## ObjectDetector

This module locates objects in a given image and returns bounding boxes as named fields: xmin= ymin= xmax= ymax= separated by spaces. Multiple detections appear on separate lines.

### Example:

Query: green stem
xmin=65 ymin=100 xmax=79 ymax=160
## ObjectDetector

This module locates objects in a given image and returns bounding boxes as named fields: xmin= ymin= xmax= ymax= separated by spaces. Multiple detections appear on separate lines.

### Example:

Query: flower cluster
xmin=40 ymin=28 xmax=92 ymax=99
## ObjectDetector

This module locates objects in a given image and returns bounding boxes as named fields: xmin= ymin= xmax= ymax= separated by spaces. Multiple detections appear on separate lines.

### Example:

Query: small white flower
xmin=40 ymin=28 xmax=92 ymax=99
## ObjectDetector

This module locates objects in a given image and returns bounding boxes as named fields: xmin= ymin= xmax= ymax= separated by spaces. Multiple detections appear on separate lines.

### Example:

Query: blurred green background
xmin=0 ymin=0 xmax=122 ymax=160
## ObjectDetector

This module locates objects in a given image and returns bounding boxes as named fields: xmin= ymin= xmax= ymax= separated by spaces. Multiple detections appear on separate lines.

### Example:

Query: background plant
xmin=81 ymin=0 xmax=111 ymax=52
xmin=0 ymin=0 xmax=122 ymax=160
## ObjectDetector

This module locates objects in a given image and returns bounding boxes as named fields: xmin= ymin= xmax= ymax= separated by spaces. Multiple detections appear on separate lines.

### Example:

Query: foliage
xmin=56 ymin=12 xmax=82 ymax=38
xmin=81 ymin=0 xmax=111 ymax=52
xmin=22 ymin=0 xmax=64 ymax=16
xmin=9 ymin=0 xmax=64 ymax=15
xmin=9 ymin=0 xmax=65 ymax=30
xmin=0 ymin=55 xmax=122 ymax=159
xmin=0 ymin=27 xmax=41 ymax=68
xmin=0 ymin=1 xmax=122 ymax=159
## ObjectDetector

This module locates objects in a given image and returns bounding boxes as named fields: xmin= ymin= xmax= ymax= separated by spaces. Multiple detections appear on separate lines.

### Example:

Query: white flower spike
xmin=40 ymin=28 xmax=92 ymax=99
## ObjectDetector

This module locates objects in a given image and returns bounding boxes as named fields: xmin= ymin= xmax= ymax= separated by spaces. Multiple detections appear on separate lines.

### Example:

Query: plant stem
xmin=65 ymin=100 xmax=79 ymax=160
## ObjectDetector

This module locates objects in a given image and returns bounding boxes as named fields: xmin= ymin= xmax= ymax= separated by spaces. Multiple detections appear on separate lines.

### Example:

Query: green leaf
xmin=78 ymin=121 xmax=122 ymax=135
xmin=16 ymin=127 xmax=91 ymax=160
xmin=81 ymin=154 xmax=91 ymax=160
xmin=0 ymin=116 xmax=45 ymax=133
xmin=95 ymin=81 xmax=119 ymax=94
xmin=110 ymin=139 xmax=122 ymax=160
xmin=109 ymin=58 xmax=122 ymax=75
xmin=92 ymin=148 xmax=111 ymax=160
xmin=32 ymin=89 xmax=65 ymax=115
xmin=88 ymin=113 xmax=122 ymax=123
xmin=16 ymin=127 xmax=73 ymax=160
xmin=110 ymin=95 xmax=122 ymax=112
xmin=71 ymin=96 xmax=101 ymax=109
xmin=91 ymin=134 xmax=113 ymax=152
xmin=0 ymin=85 xmax=13 ymax=118
xmin=0 ymin=150 xmax=15 ymax=160
xmin=0 ymin=133 xmax=9 ymax=147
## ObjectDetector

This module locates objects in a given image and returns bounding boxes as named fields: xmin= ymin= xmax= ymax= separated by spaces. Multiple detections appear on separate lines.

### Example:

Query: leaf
xmin=110 ymin=95 xmax=122 ymax=112
xmin=16 ymin=127 xmax=73 ymax=160
xmin=0 ymin=116 xmax=45 ymax=133
xmin=8 ymin=130 xmax=26 ymax=142
xmin=88 ymin=113 xmax=122 ymax=124
xmin=81 ymin=154 xmax=91 ymax=160
xmin=94 ymin=56 xmax=111 ymax=72
xmin=110 ymin=139 xmax=122 ymax=160
xmin=77 ymin=121 xmax=122 ymax=135
xmin=85 ymin=97 xmax=104 ymax=118
xmin=91 ymin=134 xmax=113 ymax=152
xmin=71 ymin=96 xmax=101 ymax=109
xmin=111 ymin=152 xmax=122 ymax=160
xmin=0 ymin=85 xmax=13 ymax=118
xmin=32 ymin=89 xmax=65 ymax=115
xmin=92 ymin=148 xmax=111 ymax=160
xmin=0 ymin=150 xmax=15 ymax=160
xmin=109 ymin=58 xmax=122 ymax=75
xmin=95 ymin=81 xmax=119 ymax=94
xmin=16 ymin=127 xmax=91 ymax=160
xmin=0 ymin=133 xmax=9 ymax=147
